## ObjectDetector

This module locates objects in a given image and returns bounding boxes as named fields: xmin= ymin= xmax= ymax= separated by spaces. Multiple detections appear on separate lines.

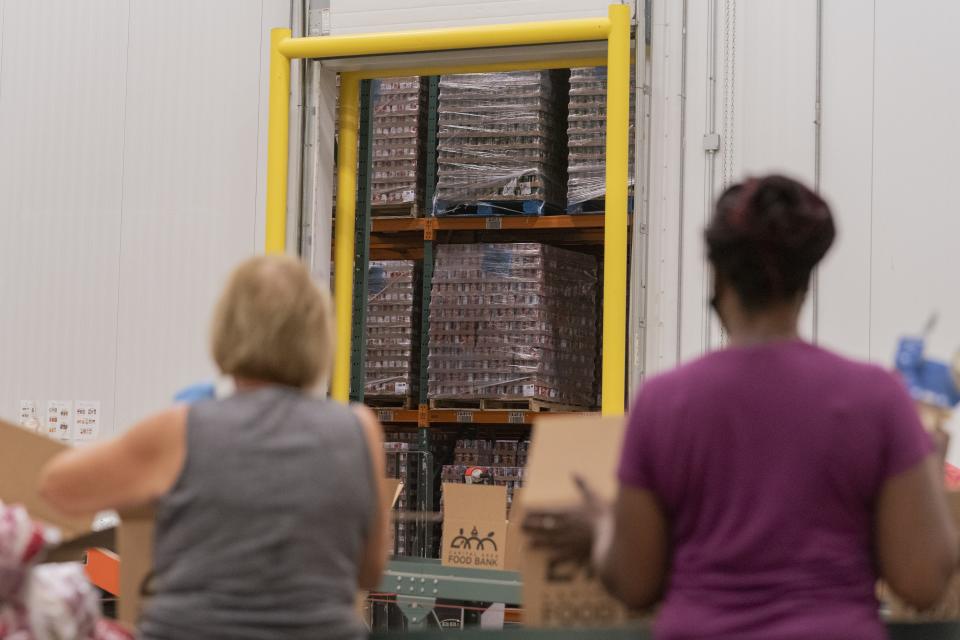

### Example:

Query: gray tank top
xmin=139 ymin=386 xmax=375 ymax=640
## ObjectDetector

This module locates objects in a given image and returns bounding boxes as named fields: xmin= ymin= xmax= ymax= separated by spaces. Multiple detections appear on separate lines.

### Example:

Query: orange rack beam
xmin=370 ymin=405 xmax=595 ymax=426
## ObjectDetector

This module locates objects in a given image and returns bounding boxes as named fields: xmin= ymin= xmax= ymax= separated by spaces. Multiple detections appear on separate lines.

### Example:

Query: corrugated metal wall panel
xmin=866 ymin=1 xmax=960 ymax=361
xmin=329 ymin=0 xmax=614 ymax=34
xmin=734 ymin=0 xmax=818 ymax=341
xmin=817 ymin=0 xmax=874 ymax=360
xmin=672 ymin=0 xmax=817 ymax=364
xmin=651 ymin=0 xmax=960 ymax=367
xmin=113 ymin=0 xmax=277 ymax=431
xmin=0 ymin=0 xmax=129 ymax=437
xmin=0 ymin=0 xmax=290 ymax=437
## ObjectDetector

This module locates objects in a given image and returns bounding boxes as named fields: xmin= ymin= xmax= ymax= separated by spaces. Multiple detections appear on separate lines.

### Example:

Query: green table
xmin=375 ymin=559 xmax=960 ymax=638
xmin=371 ymin=623 xmax=960 ymax=639
xmin=376 ymin=557 xmax=521 ymax=629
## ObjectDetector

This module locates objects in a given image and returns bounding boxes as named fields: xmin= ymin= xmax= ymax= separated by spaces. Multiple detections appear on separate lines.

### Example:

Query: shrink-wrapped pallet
xmin=371 ymin=77 xmax=426 ymax=214
xmin=567 ymin=66 xmax=636 ymax=212
xmin=433 ymin=71 xmax=569 ymax=215
xmin=334 ymin=77 xmax=426 ymax=215
xmin=428 ymin=243 xmax=597 ymax=407
xmin=365 ymin=261 xmax=420 ymax=400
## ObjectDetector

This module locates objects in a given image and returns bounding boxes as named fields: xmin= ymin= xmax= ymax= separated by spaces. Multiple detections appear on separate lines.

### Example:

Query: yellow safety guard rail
xmin=265 ymin=4 xmax=631 ymax=415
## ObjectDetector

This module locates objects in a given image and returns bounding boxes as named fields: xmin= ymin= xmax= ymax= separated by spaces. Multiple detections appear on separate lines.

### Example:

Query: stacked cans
xmin=371 ymin=77 xmax=426 ymax=213
xmin=333 ymin=77 xmax=426 ymax=213
xmin=441 ymin=439 xmax=530 ymax=514
xmin=433 ymin=70 xmax=569 ymax=214
xmin=566 ymin=66 xmax=636 ymax=211
xmin=428 ymin=243 xmax=598 ymax=408
xmin=365 ymin=261 xmax=421 ymax=400
xmin=384 ymin=441 xmax=421 ymax=557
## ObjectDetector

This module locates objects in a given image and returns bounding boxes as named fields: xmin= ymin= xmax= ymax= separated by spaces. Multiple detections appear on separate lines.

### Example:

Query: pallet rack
xmin=345 ymin=77 xmax=608 ymax=558
xmin=346 ymin=82 xmax=611 ymax=426
xmin=265 ymin=5 xmax=632 ymax=416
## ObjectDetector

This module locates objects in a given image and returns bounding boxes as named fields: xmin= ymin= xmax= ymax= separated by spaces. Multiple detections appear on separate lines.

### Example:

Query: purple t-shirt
xmin=618 ymin=340 xmax=932 ymax=640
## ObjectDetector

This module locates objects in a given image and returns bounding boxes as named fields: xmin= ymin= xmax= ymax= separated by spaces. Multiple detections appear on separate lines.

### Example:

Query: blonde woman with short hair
xmin=39 ymin=255 xmax=389 ymax=640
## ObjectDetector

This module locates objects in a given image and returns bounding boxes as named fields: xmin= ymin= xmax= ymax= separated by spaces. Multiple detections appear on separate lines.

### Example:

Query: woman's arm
xmin=39 ymin=406 xmax=187 ymax=517
xmin=353 ymin=405 xmax=389 ymax=591
xmin=876 ymin=453 xmax=958 ymax=609
xmin=597 ymin=484 xmax=669 ymax=610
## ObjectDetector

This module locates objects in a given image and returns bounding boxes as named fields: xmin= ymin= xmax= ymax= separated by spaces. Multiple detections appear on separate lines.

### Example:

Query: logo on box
xmin=450 ymin=525 xmax=499 ymax=552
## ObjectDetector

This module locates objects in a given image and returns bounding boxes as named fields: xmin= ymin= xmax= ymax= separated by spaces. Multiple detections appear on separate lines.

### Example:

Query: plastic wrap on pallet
xmin=567 ymin=67 xmax=637 ymax=211
xmin=372 ymin=77 xmax=426 ymax=213
xmin=334 ymin=76 xmax=426 ymax=214
xmin=428 ymin=243 xmax=597 ymax=407
xmin=433 ymin=71 xmax=569 ymax=215
xmin=366 ymin=260 xmax=420 ymax=398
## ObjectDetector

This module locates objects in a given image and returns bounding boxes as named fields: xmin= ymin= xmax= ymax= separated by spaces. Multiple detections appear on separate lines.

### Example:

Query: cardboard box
xmin=520 ymin=413 xmax=631 ymax=627
xmin=503 ymin=488 xmax=524 ymax=573
xmin=0 ymin=418 xmax=154 ymax=627
xmin=883 ymin=490 xmax=960 ymax=620
xmin=441 ymin=483 xmax=509 ymax=570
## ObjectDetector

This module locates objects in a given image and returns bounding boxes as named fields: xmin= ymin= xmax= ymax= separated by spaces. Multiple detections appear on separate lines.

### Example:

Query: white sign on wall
xmin=19 ymin=400 xmax=36 ymax=428
xmin=46 ymin=401 xmax=73 ymax=442
xmin=74 ymin=401 xmax=101 ymax=443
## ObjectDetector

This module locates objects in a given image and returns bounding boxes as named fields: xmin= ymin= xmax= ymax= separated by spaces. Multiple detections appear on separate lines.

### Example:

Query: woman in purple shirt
xmin=529 ymin=175 xmax=957 ymax=639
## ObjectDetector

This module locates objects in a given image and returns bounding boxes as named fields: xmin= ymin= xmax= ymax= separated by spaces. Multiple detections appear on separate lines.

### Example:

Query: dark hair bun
xmin=705 ymin=174 xmax=835 ymax=310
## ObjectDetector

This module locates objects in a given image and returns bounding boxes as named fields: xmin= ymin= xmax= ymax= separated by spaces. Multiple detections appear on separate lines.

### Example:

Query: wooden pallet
xmin=371 ymin=203 xmax=419 ymax=218
xmin=429 ymin=397 xmax=586 ymax=413
xmin=365 ymin=395 xmax=416 ymax=409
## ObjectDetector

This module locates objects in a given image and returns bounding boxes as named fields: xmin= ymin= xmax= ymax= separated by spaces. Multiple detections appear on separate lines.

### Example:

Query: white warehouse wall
xmin=329 ymin=0 xmax=615 ymax=33
xmin=0 ymin=0 xmax=290 ymax=438
xmin=646 ymin=0 xmax=960 ymax=373
xmin=820 ymin=0 xmax=960 ymax=363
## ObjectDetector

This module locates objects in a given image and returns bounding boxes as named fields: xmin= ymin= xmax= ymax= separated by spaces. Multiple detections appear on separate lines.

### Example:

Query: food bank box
xmin=0 ymin=418 xmax=154 ymax=626
xmin=441 ymin=483 xmax=510 ymax=570
xmin=520 ymin=414 xmax=632 ymax=627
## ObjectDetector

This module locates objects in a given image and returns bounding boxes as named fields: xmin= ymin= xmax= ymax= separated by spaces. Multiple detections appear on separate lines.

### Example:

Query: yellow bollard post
xmin=601 ymin=4 xmax=631 ymax=416
xmin=330 ymin=74 xmax=361 ymax=402
xmin=265 ymin=28 xmax=291 ymax=255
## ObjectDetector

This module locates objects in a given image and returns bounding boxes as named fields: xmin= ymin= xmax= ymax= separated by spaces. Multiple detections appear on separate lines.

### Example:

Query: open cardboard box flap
xmin=0 ymin=419 xmax=96 ymax=544
xmin=522 ymin=414 xmax=625 ymax=510
xmin=384 ymin=478 xmax=404 ymax=513
xmin=521 ymin=413 xmax=631 ymax=627
xmin=444 ymin=483 xmax=506 ymax=521
xmin=0 ymin=418 xmax=155 ymax=625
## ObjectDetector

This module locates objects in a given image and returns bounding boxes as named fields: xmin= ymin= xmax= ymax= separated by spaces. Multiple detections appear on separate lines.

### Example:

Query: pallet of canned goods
xmin=365 ymin=261 xmax=421 ymax=406
xmin=371 ymin=77 xmax=427 ymax=216
xmin=433 ymin=70 xmax=569 ymax=216
xmin=567 ymin=66 xmax=637 ymax=213
xmin=334 ymin=77 xmax=427 ymax=216
xmin=428 ymin=243 xmax=598 ymax=409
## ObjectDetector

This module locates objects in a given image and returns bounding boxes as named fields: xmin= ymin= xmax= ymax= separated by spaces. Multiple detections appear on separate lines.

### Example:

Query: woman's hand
xmin=39 ymin=406 xmax=187 ymax=517
xmin=521 ymin=474 xmax=612 ymax=567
